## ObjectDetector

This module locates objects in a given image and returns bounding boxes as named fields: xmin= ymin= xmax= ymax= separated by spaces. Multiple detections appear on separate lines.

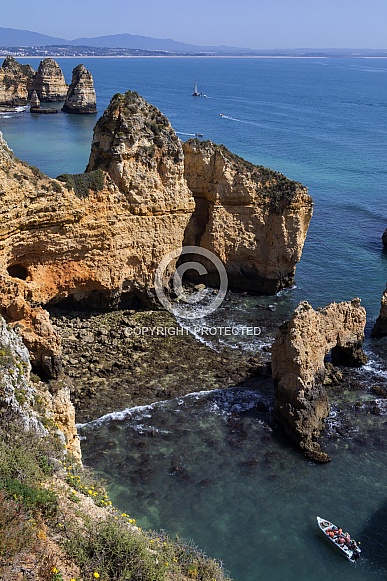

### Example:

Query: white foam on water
xmin=359 ymin=355 xmax=387 ymax=380
xmin=76 ymin=399 xmax=168 ymax=428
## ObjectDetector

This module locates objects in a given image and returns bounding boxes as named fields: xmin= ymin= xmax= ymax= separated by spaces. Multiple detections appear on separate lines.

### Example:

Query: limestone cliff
xmin=0 ymin=89 xmax=195 ymax=372
xmin=62 ymin=64 xmax=97 ymax=114
xmin=182 ymin=139 xmax=313 ymax=293
xmin=0 ymin=90 xmax=312 ymax=379
xmin=272 ymin=299 xmax=367 ymax=461
xmin=0 ymin=315 xmax=80 ymax=460
xmin=371 ymin=284 xmax=387 ymax=337
xmin=0 ymin=56 xmax=34 ymax=106
xmin=29 ymin=58 xmax=67 ymax=102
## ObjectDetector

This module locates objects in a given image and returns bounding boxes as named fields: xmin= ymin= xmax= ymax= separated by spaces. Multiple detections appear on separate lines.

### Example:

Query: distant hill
xmin=0 ymin=27 xmax=247 ymax=53
xmin=0 ymin=27 xmax=68 ymax=46
xmin=1 ymin=28 xmax=386 ymax=57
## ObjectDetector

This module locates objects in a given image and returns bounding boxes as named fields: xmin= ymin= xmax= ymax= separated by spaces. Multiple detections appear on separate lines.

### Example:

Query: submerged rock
xmin=62 ymin=64 xmax=97 ymax=114
xmin=271 ymin=299 xmax=367 ymax=461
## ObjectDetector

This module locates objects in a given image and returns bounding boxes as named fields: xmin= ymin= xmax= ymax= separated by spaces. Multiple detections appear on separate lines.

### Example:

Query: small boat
xmin=192 ymin=81 xmax=202 ymax=97
xmin=195 ymin=133 xmax=203 ymax=137
xmin=219 ymin=113 xmax=226 ymax=117
xmin=317 ymin=517 xmax=361 ymax=563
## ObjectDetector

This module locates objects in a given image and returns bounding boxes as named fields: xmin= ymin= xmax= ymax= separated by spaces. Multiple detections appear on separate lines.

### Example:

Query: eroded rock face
xmin=182 ymin=139 xmax=313 ymax=293
xmin=29 ymin=58 xmax=67 ymax=101
xmin=62 ymin=64 xmax=97 ymax=114
xmin=272 ymin=299 xmax=367 ymax=461
xmin=0 ymin=90 xmax=195 ymax=370
xmin=0 ymin=315 xmax=81 ymax=460
xmin=371 ymin=284 xmax=387 ymax=337
xmin=0 ymin=56 xmax=35 ymax=106
xmin=0 ymin=90 xmax=312 ymax=378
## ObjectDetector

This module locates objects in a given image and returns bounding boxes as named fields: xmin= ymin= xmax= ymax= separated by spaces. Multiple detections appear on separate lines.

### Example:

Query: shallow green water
xmin=79 ymin=376 xmax=387 ymax=581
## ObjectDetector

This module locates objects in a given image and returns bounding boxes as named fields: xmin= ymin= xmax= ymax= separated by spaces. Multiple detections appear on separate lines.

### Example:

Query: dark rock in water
xmin=170 ymin=462 xmax=190 ymax=480
xmin=382 ymin=228 xmax=387 ymax=248
xmin=303 ymin=448 xmax=332 ymax=463
xmin=372 ymin=385 xmax=387 ymax=397
xmin=197 ymin=479 xmax=213 ymax=487
xmin=62 ymin=64 xmax=97 ymax=114
xmin=30 ymin=107 xmax=59 ymax=114
xmin=240 ymin=458 xmax=259 ymax=468
xmin=371 ymin=283 xmax=387 ymax=337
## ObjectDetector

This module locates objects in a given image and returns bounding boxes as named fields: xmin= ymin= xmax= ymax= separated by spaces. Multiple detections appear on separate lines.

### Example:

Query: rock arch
xmin=272 ymin=299 xmax=367 ymax=462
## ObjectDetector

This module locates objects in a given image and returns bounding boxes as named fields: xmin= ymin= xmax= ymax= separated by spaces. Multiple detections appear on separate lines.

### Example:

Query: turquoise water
xmin=2 ymin=57 xmax=387 ymax=579
xmin=2 ymin=57 xmax=387 ymax=318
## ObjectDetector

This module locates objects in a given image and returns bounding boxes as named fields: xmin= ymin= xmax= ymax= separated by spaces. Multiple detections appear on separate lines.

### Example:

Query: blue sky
xmin=2 ymin=0 xmax=387 ymax=49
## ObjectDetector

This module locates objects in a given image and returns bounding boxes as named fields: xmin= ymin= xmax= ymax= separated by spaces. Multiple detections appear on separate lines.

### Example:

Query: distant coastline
xmin=9 ymin=54 xmax=387 ymax=60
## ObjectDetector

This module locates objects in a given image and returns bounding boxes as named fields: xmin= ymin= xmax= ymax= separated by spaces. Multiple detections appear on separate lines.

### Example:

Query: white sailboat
xmin=192 ymin=81 xmax=202 ymax=96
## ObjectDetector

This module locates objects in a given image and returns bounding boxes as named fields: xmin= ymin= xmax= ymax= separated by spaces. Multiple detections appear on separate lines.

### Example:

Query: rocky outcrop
xmin=382 ymin=228 xmax=387 ymax=248
xmin=182 ymin=139 xmax=313 ymax=293
xmin=0 ymin=315 xmax=80 ymax=460
xmin=0 ymin=56 xmax=34 ymax=106
xmin=30 ymin=89 xmax=40 ymax=110
xmin=0 ymin=90 xmax=312 ymax=378
xmin=0 ymin=314 xmax=42 ymax=432
xmin=371 ymin=284 xmax=387 ymax=337
xmin=29 ymin=58 xmax=67 ymax=102
xmin=272 ymin=299 xmax=367 ymax=461
xmin=62 ymin=64 xmax=97 ymax=114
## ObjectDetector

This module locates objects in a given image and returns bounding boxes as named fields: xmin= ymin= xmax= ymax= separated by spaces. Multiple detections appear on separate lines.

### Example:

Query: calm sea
xmin=2 ymin=57 xmax=387 ymax=580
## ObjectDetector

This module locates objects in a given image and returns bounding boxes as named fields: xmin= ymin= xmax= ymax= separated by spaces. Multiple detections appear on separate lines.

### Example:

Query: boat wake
xmin=219 ymin=113 xmax=266 ymax=128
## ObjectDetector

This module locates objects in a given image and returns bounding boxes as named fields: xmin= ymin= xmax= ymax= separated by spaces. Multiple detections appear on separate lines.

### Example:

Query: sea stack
xmin=0 ymin=56 xmax=35 ymax=106
xmin=62 ymin=64 xmax=97 ymax=114
xmin=30 ymin=90 xmax=40 ymax=111
xmin=29 ymin=58 xmax=67 ymax=101
xmin=272 ymin=299 xmax=367 ymax=462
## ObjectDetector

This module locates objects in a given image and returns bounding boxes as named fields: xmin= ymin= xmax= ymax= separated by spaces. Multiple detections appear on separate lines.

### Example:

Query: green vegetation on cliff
xmin=0 ymin=318 xmax=231 ymax=581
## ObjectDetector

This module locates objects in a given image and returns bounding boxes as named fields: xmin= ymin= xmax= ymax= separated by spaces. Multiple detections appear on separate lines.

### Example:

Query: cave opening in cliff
xmin=7 ymin=264 xmax=28 ymax=280
xmin=47 ymin=288 xmax=144 ymax=313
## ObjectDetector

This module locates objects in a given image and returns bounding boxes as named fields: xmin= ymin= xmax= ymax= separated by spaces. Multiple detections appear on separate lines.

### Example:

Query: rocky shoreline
xmin=49 ymin=307 xmax=265 ymax=424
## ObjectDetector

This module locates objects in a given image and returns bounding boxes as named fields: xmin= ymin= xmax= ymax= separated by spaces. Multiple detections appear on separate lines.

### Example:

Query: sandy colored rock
xmin=182 ymin=139 xmax=313 ymax=293
xmin=62 ymin=64 xmax=97 ymax=114
xmin=30 ymin=89 xmax=40 ymax=109
xmin=371 ymin=283 xmax=387 ymax=337
xmin=272 ymin=299 xmax=367 ymax=460
xmin=0 ymin=90 xmax=312 ymax=377
xmin=0 ymin=56 xmax=34 ymax=106
xmin=29 ymin=58 xmax=67 ymax=101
